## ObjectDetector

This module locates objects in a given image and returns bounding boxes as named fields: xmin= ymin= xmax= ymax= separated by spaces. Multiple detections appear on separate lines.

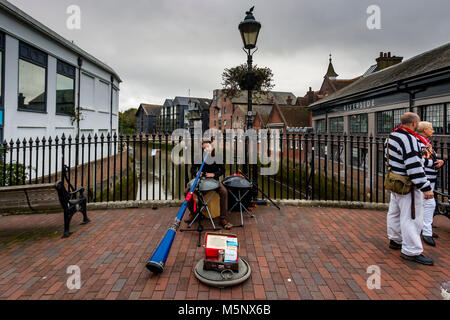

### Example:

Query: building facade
xmin=309 ymin=45 xmax=450 ymax=138
xmin=0 ymin=0 xmax=121 ymax=142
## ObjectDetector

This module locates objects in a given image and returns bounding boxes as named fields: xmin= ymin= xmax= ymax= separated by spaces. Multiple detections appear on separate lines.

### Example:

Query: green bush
xmin=0 ymin=162 xmax=29 ymax=186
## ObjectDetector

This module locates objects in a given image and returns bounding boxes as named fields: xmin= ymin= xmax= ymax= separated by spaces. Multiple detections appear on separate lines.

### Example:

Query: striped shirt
xmin=385 ymin=128 xmax=431 ymax=192
xmin=417 ymin=137 xmax=438 ymax=183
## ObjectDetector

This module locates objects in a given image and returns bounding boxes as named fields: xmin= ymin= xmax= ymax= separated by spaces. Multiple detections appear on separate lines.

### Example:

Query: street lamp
xmin=239 ymin=6 xmax=261 ymax=51
xmin=239 ymin=6 xmax=262 ymax=203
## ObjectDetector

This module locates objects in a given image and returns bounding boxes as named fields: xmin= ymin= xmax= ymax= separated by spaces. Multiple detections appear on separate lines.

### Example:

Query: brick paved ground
xmin=0 ymin=206 xmax=448 ymax=300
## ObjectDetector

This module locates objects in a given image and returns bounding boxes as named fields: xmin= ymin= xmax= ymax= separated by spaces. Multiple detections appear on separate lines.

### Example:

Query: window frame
xmin=376 ymin=108 xmax=407 ymax=134
xmin=421 ymin=104 xmax=445 ymax=134
xmin=349 ymin=113 xmax=368 ymax=134
xmin=329 ymin=116 xmax=344 ymax=133
xmin=17 ymin=42 xmax=48 ymax=113
xmin=315 ymin=119 xmax=326 ymax=134
xmin=0 ymin=32 xmax=4 ymax=142
xmin=55 ymin=59 xmax=76 ymax=116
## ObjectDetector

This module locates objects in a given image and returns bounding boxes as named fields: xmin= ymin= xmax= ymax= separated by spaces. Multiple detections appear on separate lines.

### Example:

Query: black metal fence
xmin=1 ymin=132 xmax=449 ymax=204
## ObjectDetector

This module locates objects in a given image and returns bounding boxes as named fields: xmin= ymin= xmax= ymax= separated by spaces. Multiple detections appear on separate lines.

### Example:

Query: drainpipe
xmin=77 ymin=57 xmax=82 ymax=136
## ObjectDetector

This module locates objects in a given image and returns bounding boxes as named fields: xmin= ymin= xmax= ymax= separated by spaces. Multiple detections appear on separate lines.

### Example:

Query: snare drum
xmin=187 ymin=178 xmax=220 ymax=192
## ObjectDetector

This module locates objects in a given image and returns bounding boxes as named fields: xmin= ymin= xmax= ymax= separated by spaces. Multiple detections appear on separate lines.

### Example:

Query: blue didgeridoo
xmin=146 ymin=153 xmax=209 ymax=274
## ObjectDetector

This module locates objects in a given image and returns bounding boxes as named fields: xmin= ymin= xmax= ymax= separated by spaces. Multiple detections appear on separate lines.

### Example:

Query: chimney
xmin=376 ymin=51 xmax=403 ymax=71
xmin=286 ymin=96 xmax=293 ymax=105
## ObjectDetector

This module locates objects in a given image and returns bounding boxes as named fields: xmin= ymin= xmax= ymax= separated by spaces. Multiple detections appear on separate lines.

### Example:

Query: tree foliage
xmin=119 ymin=108 xmax=137 ymax=135
xmin=221 ymin=64 xmax=274 ymax=100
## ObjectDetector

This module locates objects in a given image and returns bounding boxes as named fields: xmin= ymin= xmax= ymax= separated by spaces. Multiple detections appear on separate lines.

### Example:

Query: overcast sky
xmin=8 ymin=0 xmax=450 ymax=111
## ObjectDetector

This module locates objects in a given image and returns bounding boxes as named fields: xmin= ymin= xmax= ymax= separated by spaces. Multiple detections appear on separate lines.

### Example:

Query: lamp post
xmin=239 ymin=7 xmax=262 ymax=203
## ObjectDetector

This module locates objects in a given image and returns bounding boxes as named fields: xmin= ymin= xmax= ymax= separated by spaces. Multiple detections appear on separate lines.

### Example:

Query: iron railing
xmin=0 ymin=132 xmax=449 ymax=204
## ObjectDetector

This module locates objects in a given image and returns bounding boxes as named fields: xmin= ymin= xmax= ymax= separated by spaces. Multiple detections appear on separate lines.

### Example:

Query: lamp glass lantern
xmin=238 ymin=11 xmax=261 ymax=50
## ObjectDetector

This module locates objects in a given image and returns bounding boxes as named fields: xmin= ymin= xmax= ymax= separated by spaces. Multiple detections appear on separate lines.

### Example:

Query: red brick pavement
xmin=0 ymin=206 xmax=448 ymax=300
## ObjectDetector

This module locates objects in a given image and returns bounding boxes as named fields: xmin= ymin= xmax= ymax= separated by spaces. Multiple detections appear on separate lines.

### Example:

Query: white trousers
xmin=422 ymin=182 xmax=436 ymax=237
xmin=387 ymin=189 xmax=424 ymax=256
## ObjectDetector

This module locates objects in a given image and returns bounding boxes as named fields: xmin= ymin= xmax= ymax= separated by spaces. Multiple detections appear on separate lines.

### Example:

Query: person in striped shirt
xmin=416 ymin=121 xmax=444 ymax=247
xmin=386 ymin=112 xmax=434 ymax=266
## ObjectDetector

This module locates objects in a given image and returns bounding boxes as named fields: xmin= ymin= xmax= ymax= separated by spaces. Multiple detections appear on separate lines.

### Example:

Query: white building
xmin=0 ymin=0 xmax=122 ymax=143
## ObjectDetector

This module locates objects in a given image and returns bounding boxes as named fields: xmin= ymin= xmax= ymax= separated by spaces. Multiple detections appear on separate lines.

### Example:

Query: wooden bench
xmin=0 ymin=165 xmax=90 ymax=238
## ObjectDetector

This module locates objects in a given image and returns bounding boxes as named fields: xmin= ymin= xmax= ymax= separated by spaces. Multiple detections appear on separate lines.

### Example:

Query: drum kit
xmin=181 ymin=171 xmax=280 ymax=245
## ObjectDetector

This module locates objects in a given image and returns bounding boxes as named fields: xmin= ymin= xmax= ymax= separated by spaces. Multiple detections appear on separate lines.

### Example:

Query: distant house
xmin=231 ymin=105 xmax=273 ymax=130
xmin=157 ymin=96 xmax=211 ymax=132
xmin=210 ymin=90 xmax=296 ymax=131
xmin=136 ymin=104 xmax=162 ymax=134
xmin=156 ymin=99 xmax=173 ymax=132
xmin=266 ymin=103 xmax=311 ymax=134
xmin=185 ymin=98 xmax=212 ymax=132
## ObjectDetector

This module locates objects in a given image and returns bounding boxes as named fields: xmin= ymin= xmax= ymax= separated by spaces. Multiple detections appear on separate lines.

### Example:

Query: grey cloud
xmin=9 ymin=0 xmax=450 ymax=110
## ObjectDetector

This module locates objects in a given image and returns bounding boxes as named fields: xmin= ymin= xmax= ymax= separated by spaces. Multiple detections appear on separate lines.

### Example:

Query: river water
xmin=134 ymin=144 xmax=189 ymax=201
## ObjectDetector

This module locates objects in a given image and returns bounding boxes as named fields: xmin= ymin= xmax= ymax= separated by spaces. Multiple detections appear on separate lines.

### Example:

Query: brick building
xmin=296 ymin=55 xmax=360 ymax=107
xmin=209 ymin=89 xmax=296 ymax=131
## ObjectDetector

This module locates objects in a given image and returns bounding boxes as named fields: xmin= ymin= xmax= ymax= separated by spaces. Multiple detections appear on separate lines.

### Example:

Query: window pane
xmin=350 ymin=114 xmax=367 ymax=133
xmin=447 ymin=104 xmax=450 ymax=134
xmin=0 ymin=51 xmax=3 ymax=107
xmin=330 ymin=117 xmax=343 ymax=133
xmin=18 ymin=59 xmax=46 ymax=112
xmin=316 ymin=119 xmax=326 ymax=133
xmin=359 ymin=114 xmax=368 ymax=133
xmin=393 ymin=108 xmax=406 ymax=128
xmin=377 ymin=111 xmax=392 ymax=133
xmin=56 ymin=73 xmax=75 ymax=115
xmin=422 ymin=104 xmax=444 ymax=134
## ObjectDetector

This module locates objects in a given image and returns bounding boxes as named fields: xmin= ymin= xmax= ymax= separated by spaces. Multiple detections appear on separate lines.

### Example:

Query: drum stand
xmin=228 ymin=188 xmax=254 ymax=227
xmin=180 ymin=190 xmax=221 ymax=247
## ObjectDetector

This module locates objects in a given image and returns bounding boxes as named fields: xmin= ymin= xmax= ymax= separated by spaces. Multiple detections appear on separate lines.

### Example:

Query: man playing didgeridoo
xmin=184 ymin=140 xmax=233 ymax=230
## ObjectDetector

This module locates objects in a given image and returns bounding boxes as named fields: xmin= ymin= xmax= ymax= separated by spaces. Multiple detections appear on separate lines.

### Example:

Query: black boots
xmin=400 ymin=253 xmax=434 ymax=266
xmin=389 ymin=240 xmax=402 ymax=250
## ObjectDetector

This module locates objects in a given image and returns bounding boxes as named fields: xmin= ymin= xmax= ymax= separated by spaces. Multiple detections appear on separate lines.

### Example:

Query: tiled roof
xmin=278 ymin=106 xmax=311 ymax=127
xmin=173 ymin=97 xmax=212 ymax=108
xmin=330 ymin=77 xmax=361 ymax=91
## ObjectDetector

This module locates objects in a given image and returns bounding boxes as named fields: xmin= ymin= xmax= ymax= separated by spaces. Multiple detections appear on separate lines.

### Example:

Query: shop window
xmin=18 ymin=42 xmax=47 ymax=112
xmin=421 ymin=104 xmax=444 ymax=134
xmin=350 ymin=114 xmax=368 ymax=133
xmin=329 ymin=117 xmax=344 ymax=133
xmin=316 ymin=119 xmax=326 ymax=133
xmin=377 ymin=108 xmax=407 ymax=133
